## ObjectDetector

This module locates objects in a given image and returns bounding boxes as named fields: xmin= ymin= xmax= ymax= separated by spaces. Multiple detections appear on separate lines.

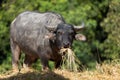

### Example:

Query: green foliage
xmin=0 ymin=0 xmax=117 ymax=73
xmin=101 ymin=0 xmax=120 ymax=59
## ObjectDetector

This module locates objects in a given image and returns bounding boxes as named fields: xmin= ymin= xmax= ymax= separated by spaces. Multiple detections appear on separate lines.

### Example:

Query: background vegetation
xmin=0 ymin=0 xmax=120 ymax=73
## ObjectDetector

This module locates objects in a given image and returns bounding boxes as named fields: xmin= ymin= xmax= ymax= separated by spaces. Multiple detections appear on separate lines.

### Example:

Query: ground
xmin=0 ymin=63 xmax=120 ymax=80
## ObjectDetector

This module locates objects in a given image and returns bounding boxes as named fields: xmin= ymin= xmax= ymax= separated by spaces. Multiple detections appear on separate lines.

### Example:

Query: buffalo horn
xmin=74 ymin=22 xmax=85 ymax=31
xmin=45 ymin=25 xmax=56 ymax=31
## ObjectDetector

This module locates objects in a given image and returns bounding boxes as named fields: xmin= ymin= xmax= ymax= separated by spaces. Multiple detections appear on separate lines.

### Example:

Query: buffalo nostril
xmin=63 ymin=42 xmax=70 ymax=48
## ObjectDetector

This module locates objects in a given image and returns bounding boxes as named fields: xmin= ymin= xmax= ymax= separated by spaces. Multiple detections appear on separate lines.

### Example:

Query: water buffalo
xmin=10 ymin=11 xmax=86 ymax=71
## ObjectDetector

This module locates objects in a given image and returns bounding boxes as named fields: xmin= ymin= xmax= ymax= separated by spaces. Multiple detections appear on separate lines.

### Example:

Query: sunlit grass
xmin=1 ymin=60 xmax=120 ymax=80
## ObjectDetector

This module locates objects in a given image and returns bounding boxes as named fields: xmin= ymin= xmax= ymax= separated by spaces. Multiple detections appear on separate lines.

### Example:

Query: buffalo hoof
xmin=12 ymin=69 xmax=19 ymax=73
xmin=42 ymin=67 xmax=50 ymax=72
xmin=20 ymin=67 xmax=34 ymax=73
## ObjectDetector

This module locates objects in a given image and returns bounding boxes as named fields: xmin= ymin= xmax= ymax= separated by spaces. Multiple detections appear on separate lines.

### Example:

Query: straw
xmin=59 ymin=48 xmax=80 ymax=72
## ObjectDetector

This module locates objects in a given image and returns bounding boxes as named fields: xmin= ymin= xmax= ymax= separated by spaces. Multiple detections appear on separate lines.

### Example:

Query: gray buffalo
xmin=10 ymin=11 xmax=86 ymax=71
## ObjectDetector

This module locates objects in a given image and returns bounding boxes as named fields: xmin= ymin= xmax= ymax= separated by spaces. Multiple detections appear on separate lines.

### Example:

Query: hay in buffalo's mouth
xmin=59 ymin=48 xmax=81 ymax=72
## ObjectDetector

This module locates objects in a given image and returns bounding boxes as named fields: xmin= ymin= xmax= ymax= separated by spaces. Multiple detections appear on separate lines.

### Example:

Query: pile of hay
xmin=59 ymin=48 xmax=80 ymax=72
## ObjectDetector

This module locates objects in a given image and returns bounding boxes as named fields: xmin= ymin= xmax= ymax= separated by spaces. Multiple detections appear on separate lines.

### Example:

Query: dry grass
xmin=0 ymin=61 xmax=120 ymax=80
xmin=60 ymin=48 xmax=80 ymax=72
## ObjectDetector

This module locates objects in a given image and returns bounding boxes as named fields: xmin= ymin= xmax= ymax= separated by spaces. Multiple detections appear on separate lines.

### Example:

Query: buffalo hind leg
xmin=22 ymin=54 xmax=37 ymax=71
xmin=10 ymin=38 xmax=21 ymax=72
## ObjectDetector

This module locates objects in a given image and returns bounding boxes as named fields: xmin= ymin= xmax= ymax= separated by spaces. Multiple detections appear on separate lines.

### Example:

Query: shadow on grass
xmin=0 ymin=71 xmax=69 ymax=80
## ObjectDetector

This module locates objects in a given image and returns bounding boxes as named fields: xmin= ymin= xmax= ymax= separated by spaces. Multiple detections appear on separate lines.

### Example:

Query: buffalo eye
xmin=57 ymin=30 xmax=64 ymax=35
xmin=70 ymin=32 xmax=74 ymax=35
xmin=69 ymin=30 xmax=74 ymax=36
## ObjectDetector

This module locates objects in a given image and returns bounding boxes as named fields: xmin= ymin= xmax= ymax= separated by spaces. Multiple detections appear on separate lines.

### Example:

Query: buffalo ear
xmin=44 ymin=33 xmax=56 ymax=40
xmin=75 ymin=34 xmax=86 ymax=41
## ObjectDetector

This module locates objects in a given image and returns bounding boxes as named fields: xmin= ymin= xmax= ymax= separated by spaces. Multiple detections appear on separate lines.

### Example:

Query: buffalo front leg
xmin=10 ymin=38 xmax=21 ymax=72
xmin=55 ymin=56 xmax=62 ymax=68
xmin=40 ymin=55 xmax=50 ymax=71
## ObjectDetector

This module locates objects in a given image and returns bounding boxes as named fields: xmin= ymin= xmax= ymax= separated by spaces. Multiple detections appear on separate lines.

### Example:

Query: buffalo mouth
xmin=59 ymin=47 xmax=71 ymax=56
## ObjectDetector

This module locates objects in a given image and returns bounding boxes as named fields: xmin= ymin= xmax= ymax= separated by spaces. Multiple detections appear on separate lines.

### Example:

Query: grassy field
xmin=0 ymin=61 xmax=120 ymax=80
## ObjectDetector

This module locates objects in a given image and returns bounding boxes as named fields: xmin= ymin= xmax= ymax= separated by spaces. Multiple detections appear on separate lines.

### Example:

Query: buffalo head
xmin=45 ymin=23 xmax=86 ymax=49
